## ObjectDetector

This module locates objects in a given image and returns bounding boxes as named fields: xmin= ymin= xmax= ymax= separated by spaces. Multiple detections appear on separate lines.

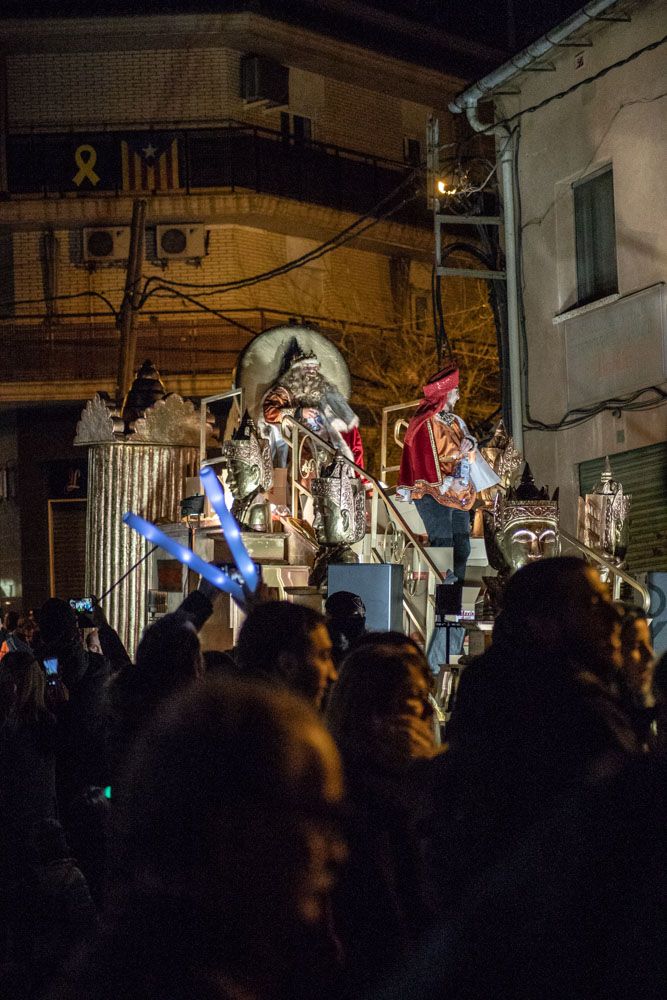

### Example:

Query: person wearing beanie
xmin=325 ymin=590 xmax=367 ymax=666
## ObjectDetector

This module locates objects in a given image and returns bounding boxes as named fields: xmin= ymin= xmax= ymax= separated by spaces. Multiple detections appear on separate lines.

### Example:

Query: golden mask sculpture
xmin=484 ymin=463 xmax=560 ymax=576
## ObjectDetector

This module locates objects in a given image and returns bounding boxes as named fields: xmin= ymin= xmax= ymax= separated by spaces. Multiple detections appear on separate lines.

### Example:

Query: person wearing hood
xmin=324 ymin=591 xmax=367 ymax=668
xmin=104 ymin=581 xmax=218 ymax=792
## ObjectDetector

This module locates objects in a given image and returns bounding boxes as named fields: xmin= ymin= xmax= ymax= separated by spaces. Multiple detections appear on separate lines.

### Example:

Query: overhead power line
xmin=0 ymin=169 xmax=421 ymax=319
xmin=138 ymin=169 xmax=420 ymax=305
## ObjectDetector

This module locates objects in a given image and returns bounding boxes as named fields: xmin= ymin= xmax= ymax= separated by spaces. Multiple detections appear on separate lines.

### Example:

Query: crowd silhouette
xmin=0 ymin=556 xmax=664 ymax=1000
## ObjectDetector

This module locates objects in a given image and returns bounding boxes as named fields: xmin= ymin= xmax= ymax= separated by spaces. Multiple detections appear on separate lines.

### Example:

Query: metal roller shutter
xmin=579 ymin=442 xmax=667 ymax=574
xmin=48 ymin=499 xmax=87 ymax=600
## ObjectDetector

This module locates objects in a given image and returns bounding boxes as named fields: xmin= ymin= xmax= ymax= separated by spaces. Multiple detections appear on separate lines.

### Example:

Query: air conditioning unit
xmin=156 ymin=224 xmax=207 ymax=260
xmin=82 ymin=227 xmax=131 ymax=263
xmin=240 ymin=54 xmax=289 ymax=107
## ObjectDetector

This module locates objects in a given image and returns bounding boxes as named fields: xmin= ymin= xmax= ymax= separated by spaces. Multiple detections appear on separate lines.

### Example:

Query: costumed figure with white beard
xmin=261 ymin=338 xmax=364 ymax=471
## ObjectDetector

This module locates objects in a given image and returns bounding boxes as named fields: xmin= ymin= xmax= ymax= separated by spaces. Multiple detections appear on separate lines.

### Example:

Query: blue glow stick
xmin=199 ymin=466 xmax=259 ymax=593
xmin=122 ymin=511 xmax=245 ymax=605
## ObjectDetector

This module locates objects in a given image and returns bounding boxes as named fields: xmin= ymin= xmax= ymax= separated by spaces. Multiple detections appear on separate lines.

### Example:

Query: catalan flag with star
xmin=121 ymin=132 xmax=181 ymax=192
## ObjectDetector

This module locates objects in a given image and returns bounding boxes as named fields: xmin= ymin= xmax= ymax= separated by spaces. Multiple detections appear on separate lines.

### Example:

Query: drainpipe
xmin=448 ymin=0 xmax=623 ymax=454
xmin=497 ymin=124 xmax=523 ymax=454
xmin=466 ymin=105 xmax=523 ymax=453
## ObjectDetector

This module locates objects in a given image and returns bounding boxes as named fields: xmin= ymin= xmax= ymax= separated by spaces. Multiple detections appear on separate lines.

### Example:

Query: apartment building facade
xmin=452 ymin=0 xmax=667 ymax=581
xmin=0 ymin=6 xmax=499 ymax=609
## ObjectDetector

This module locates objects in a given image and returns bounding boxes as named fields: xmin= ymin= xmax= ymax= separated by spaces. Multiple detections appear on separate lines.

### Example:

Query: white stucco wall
xmin=493 ymin=0 xmax=667 ymax=528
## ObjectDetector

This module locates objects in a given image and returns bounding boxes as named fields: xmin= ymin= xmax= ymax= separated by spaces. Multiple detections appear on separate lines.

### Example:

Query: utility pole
xmin=117 ymin=199 xmax=147 ymax=404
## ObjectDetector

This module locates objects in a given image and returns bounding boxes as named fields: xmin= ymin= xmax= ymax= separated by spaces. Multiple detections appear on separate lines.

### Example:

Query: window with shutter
xmin=573 ymin=166 xmax=618 ymax=306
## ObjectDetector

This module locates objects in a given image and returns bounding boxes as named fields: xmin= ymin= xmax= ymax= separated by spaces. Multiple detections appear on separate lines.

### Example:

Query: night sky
xmin=7 ymin=1 xmax=590 ymax=73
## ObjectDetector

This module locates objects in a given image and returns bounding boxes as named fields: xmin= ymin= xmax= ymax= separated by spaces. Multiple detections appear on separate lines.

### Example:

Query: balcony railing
xmin=183 ymin=123 xmax=429 ymax=225
xmin=0 ymin=318 xmax=254 ymax=384
xmin=0 ymin=310 xmax=396 ymax=385
xmin=6 ymin=121 xmax=430 ymax=228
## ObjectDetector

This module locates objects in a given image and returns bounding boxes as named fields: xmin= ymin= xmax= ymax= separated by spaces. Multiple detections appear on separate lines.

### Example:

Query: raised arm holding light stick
xmin=123 ymin=465 xmax=260 ymax=611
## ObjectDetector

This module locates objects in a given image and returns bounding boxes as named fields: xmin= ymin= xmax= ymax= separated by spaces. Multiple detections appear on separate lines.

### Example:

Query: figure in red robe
xmin=397 ymin=365 xmax=497 ymax=582
xmin=398 ymin=365 xmax=498 ymax=667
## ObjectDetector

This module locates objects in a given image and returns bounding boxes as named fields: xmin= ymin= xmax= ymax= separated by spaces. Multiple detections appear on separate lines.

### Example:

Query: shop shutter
xmin=579 ymin=442 xmax=667 ymax=574
xmin=48 ymin=499 xmax=87 ymax=599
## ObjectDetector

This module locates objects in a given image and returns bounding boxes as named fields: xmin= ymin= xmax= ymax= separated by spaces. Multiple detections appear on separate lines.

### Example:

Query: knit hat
xmin=325 ymin=591 xmax=366 ymax=619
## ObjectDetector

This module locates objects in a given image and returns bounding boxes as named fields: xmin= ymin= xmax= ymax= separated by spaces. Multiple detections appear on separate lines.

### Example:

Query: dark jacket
xmin=31 ymin=631 xmax=113 ymax=805
xmin=444 ymin=753 xmax=667 ymax=1000
xmin=332 ymin=747 xmax=434 ymax=990
xmin=0 ymin=715 xmax=59 ymax=871
xmin=49 ymin=890 xmax=344 ymax=1000
xmin=14 ymin=855 xmax=97 ymax=993
xmin=424 ymin=640 xmax=639 ymax=921
xmin=104 ymin=589 xmax=214 ymax=790
xmin=94 ymin=618 xmax=132 ymax=675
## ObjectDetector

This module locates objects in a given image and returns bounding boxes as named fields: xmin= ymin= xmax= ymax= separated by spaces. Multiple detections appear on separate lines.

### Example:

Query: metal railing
xmin=7 ymin=121 xmax=430 ymax=228
xmin=380 ymin=399 xmax=421 ymax=486
xmin=559 ymin=528 xmax=650 ymax=612
xmin=199 ymin=387 xmax=244 ymax=468
xmin=282 ymin=415 xmax=444 ymax=642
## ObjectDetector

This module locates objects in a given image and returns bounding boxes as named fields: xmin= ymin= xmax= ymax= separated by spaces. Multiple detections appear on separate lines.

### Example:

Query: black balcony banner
xmin=7 ymin=133 xmax=121 ymax=193
xmin=6 ymin=132 xmax=180 ymax=194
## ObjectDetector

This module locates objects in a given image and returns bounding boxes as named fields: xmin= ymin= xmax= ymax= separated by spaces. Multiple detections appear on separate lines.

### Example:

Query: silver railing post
xmin=290 ymin=422 xmax=300 ymax=517
xmin=559 ymin=528 xmax=650 ymax=612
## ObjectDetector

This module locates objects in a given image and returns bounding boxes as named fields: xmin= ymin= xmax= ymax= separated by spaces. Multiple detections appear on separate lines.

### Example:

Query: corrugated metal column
xmin=85 ymin=442 xmax=199 ymax=656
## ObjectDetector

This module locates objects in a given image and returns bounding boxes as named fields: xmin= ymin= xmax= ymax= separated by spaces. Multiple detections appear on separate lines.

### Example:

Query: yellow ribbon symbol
xmin=72 ymin=144 xmax=100 ymax=187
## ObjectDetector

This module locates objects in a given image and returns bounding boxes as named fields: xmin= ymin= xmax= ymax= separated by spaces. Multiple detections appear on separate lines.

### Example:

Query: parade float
xmin=74 ymin=327 xmax=649 ymax=671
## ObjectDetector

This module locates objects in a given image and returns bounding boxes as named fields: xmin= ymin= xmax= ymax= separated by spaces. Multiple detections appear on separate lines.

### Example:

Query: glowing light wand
xmin=122 ymin=512 xmax=245 ymax=605
xmin=199 ymin=465 xmax=259 ymax=593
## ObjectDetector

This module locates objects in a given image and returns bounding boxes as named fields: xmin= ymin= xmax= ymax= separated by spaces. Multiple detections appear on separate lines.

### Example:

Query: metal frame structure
xmin=199 ymin=387 xmax=244 ymax=469
xmin=282 ymin=414 xmax=444 ymax=642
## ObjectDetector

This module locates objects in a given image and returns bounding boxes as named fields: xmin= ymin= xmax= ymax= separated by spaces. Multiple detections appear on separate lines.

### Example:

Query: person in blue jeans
xmin=397 ymin=365 xmax=498 ymax=666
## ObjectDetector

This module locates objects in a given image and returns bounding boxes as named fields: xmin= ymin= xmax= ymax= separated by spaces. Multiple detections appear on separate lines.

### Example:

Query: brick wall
xmin=6 ymin=46 xmax=432 ymax=163
xmin=11 ymin=224 xmax=407 ymax=329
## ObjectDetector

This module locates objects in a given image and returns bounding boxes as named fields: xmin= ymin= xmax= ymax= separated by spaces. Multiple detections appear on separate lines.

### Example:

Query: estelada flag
xmin=121 ymin=132 xmax=180 ymax=192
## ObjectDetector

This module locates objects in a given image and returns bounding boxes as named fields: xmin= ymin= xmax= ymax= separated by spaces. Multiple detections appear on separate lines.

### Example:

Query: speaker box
xmin=328 ymin=564 xmax=404 ymax=632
